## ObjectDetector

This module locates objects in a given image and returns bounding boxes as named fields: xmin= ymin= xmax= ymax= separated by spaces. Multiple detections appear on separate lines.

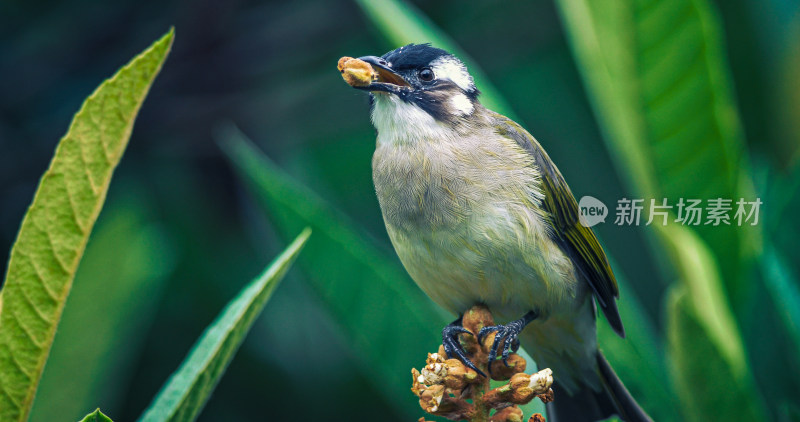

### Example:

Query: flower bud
xmin=420 ymin=353 xmax=448 ymax=385
xmin=419 ymin=384 xmax=445 ymax=413
xmin=490 ymin=406 xmax=524 ymax=422
xmin=489 ymin=353 xmax=527 ymax=381
xmin=528 ymin=413 xmax=546 ymax=422
xmin=443 ymin=358 xmax=479 ymax=390
xmin=411 ymin=368 xmax=425 ymax=396
xmin=508 ymin=368 xmax=554 ymax=403
xmin=462 ymin=305 xmax=494 ymax=335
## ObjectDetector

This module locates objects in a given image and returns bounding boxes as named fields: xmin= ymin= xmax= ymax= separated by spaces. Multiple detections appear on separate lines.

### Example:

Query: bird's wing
xmin=492 ymin=112 xmax=625 ymax=337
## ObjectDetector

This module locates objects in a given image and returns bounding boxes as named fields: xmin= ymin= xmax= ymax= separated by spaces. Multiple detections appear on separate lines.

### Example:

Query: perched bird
xmin=339 ymin=44 xmax=651 ymax=422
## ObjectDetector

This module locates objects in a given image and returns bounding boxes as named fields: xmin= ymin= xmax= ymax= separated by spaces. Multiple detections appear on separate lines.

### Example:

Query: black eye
xmin=418 ymin=68 xmax=434 ymax=82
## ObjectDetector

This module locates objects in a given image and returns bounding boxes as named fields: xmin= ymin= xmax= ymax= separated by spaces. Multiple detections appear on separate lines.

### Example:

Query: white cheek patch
xmin=430 ymin=56 xmax=475 ymax=93
xmin=449 ymin=93 xmax=474 ymax=116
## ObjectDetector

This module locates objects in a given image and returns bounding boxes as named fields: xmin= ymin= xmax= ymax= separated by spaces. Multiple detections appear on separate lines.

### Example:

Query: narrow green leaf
xmin=79 ymin=409 xmax=114 ymax=422
xmin=219 ymin=127 xmax=453 ymax=418
xmin=353 ymin=0 xmax=519 ymax=121
xmin=0 ymin=29 xmax=174 ymax=422
xmin=138 ymin=229 xmax=310 ymax=422
xmin=555 ymin=0 xmax=757 ymax=304
xmin=31 ymin=201 xmax=175 ymax=421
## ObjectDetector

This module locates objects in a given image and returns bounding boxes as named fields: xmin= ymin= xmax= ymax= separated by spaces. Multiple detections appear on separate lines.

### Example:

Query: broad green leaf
xmin=138 ymin=229 xmax=310 ymax=422
xmin=31 ymin=200 xmax=175 ymax=421
xmin=667 ymin=284 xmax=762 ymax=421
xmin=0 ymin=29 xmax=174 ymax=422
xmin=354 ymin=0 xmax=519 ymax=121
xmin=659 ymin=224 xmax=767 ymax=420
xmin=219 ymin=127 xmax=454 ymax=419
xmin=555 ymin=0 xmax=767 ymax=417
xmin=79 ymin=409 xmax=114 ymax=422
xmin=554 ymin=0 xmax=757 ymax=306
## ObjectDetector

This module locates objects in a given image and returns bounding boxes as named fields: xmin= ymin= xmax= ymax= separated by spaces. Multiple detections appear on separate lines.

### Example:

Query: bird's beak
xmin=355 ymin=55 xmax=410 ymax=93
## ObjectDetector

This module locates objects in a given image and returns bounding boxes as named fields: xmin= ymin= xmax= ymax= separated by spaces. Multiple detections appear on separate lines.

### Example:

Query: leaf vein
xmin=637 ymin=0 xmax=693 ymax=53
xmin=642 ymin=48 xmax=704 ymax=110
xmin=33 ymin=212 xmax=73 ymax=275
xmin=16 ymin=249 xmax=62 ymax=303
xmin=16 ymin=284 xmax=55 ymax=327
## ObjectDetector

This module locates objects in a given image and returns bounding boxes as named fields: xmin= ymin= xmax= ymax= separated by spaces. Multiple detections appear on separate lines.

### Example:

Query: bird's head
xmin=340 ymin=44 xmax=482 ymax=143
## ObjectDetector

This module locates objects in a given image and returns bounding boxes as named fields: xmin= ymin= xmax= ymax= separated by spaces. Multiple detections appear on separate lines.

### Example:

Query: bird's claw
xmin=478 ymin=321 xmax=525 ymax=372
xmin=442 ymin=324 xmax=486 ymax=377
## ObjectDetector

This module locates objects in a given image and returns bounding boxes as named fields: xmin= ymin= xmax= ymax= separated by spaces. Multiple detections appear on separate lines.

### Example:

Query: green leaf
xmin=554 ymin=0 xmax=757 ymax=305
xmin=138 ymin=229 xmax=310 ymax=422
xmin=667 ymin=284 xmax=762 ymax=421
xmin=219 ymin=127 xmax=456 ymax=419
xmin=78 ymin=409 xmax=114 ymax=422
xmin=555 ymin=0 xmax=768 ymax=417
xmin=659 ymin=224 xmax=767 ymax=421
xmin=31 ymin=199 xmax=175 ymax=421
xmin=0 ymin=29 xmax=174 ymax=422
xmin=353 ymin=0 xmax=519 ymax=121
xmin=760 ymin=245 xmax=800 ymax=356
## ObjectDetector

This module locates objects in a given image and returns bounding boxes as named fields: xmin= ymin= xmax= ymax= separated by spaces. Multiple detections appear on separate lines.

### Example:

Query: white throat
xmin=370 ymin=94 xmax=450 ymax=146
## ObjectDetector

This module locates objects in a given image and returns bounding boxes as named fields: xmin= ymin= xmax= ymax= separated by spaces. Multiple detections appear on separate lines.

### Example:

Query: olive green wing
xmin=494 ymin=113 xmax=625 ymax=337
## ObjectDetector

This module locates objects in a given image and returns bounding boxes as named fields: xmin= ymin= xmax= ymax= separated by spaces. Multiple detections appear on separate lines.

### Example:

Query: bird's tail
xmin=545 ymin=351 xmax=652 ymax=422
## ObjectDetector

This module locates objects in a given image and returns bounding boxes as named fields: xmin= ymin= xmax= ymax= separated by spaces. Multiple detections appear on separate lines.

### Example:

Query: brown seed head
xmin=410 ymin=306 xmax=554 ymax=422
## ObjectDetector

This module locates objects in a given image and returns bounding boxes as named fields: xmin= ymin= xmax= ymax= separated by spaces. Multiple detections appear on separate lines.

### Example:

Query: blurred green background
xmin=1 ymin=0 xmax=799 ymax=420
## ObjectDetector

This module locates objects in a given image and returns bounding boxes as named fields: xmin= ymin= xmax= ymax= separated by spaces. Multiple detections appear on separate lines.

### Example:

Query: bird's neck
xmin=370 ymin=93 xmax=486 ymax=147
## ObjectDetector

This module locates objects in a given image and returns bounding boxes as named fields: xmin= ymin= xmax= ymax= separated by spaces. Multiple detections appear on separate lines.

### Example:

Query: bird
xmin=339 ymin=44 xmax=651 ymax=422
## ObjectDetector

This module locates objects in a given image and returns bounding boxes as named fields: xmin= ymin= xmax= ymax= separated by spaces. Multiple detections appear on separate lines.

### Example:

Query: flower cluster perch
xmin=411 ymin=305 xmax=554 ymax=422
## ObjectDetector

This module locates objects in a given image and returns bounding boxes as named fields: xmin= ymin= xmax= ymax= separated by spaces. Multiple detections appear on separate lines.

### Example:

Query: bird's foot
xmin=477 ymin=311 xmax=537 ymax=372
xmin=442 ymin=318 xmax=486 ymax=377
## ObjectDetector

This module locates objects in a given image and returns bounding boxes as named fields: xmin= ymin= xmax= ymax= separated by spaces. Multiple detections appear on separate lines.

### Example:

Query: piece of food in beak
xmin=338 ymin=56 xmax=374 ymax=87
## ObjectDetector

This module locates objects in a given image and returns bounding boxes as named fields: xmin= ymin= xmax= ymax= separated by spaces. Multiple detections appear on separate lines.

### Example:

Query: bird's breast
xmin=371 ymin=135 xmax=580 ymax=318
xmin=372 ymin=143 xmax=470 ymax=232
